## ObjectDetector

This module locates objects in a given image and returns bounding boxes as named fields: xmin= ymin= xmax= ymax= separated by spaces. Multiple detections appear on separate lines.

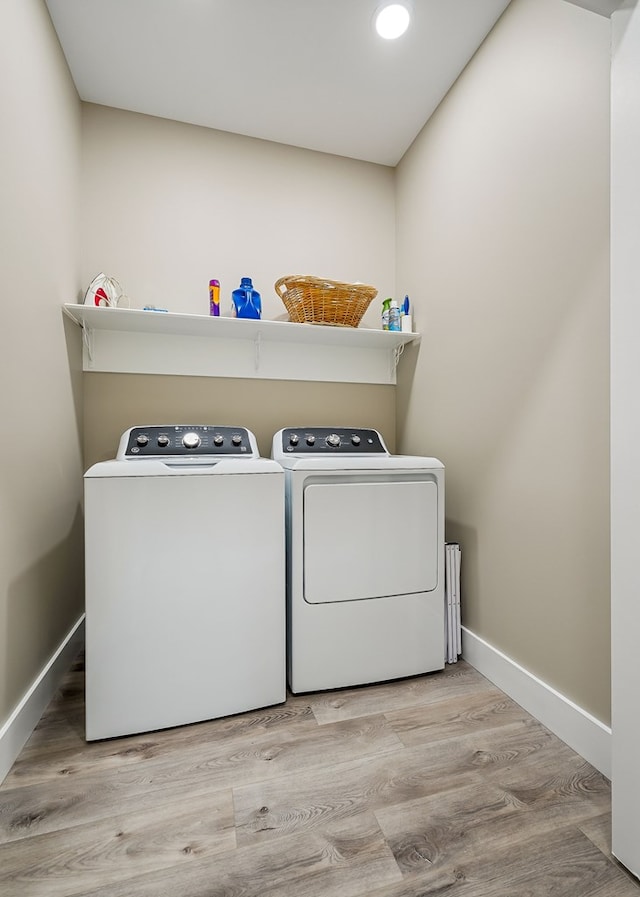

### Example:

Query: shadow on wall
xmin=395 ymin=340 xmax=420 ymax=451
xmin=394 ymin=341 xmax=480 ymax=626
xmin=444 ymin=519 xmax=478 ymax=632
xmin=62 ymin=312 xmax=85 ymax=469
xmin=2 ymin=507 xmax=84 ymax=718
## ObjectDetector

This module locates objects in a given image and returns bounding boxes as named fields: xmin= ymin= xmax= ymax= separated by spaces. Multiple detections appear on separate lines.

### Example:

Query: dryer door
xmin=303 ymin=476 xmax=438 ymax=604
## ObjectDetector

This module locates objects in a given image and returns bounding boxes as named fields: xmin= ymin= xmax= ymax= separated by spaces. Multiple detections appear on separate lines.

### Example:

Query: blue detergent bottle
xmin=232 ymin=277 xmax=262 ymax=319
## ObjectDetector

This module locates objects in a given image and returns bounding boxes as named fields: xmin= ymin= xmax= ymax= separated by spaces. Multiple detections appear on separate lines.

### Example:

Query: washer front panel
xmin=84 ymin=467 xmax=285 ymax=739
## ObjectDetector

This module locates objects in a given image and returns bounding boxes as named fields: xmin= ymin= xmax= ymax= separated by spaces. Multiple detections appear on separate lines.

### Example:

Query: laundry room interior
xmin=3 ymin=0 xmax=640 ymax=887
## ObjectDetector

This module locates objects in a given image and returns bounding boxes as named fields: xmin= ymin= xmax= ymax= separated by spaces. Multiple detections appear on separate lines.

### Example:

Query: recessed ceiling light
xmin=374 ymin=2 xmax=412 ymax=40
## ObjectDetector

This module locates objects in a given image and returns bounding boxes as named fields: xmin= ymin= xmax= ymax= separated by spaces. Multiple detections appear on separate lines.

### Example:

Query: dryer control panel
xmin=117 ymin=425 xmax=257 ymax=459
xmin=275 ymin=427 xmax=388 ymax=456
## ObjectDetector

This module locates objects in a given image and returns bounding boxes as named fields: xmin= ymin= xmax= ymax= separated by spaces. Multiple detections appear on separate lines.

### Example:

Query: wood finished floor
xmin=1 ymin=656 xmax=638 ymax=897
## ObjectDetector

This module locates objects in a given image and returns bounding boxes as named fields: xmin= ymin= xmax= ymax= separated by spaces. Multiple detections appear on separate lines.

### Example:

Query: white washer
xmin=272 ymin=427 xmax=445 ymax=694
xmin=84 ymin=425 xmax=285 ymax=740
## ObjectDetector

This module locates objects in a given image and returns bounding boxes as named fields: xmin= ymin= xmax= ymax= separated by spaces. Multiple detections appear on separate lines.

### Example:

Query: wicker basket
xmin=275 ymin=275 xmax=378 ymax=327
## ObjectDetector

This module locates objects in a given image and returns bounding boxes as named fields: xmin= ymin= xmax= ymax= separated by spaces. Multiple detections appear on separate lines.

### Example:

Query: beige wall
xmin=79 ymin=104 xmax=395 ymax=328
xmin=396 ymin=0 xmax=611 ymax=722
xmin=78 ymin=105 xmax=398 ymax=468
xmin=0 ymin=1 xmax=84 ymax=724
xmin=83 ymin=375 xmax=396 ymax=469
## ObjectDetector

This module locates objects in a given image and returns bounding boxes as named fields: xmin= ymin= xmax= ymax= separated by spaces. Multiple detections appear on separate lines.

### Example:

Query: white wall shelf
xmin=62 ymin=304 xmax=419 ymax=385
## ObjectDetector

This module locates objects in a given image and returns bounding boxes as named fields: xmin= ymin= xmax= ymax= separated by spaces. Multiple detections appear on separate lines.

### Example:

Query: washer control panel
xmin=275 ymin=427 xmax=388 ymax=456
xmin=117 ymin=425 xmax=257 ymax=459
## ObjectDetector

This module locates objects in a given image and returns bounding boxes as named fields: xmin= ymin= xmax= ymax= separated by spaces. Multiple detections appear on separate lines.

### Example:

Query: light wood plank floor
xmin=1 ymin=655 xmax=638 ymax=897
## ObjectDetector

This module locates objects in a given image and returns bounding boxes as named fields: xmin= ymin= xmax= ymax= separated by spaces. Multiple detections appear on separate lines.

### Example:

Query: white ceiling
xmin=45 ymin=0 xmax=512 ymax=166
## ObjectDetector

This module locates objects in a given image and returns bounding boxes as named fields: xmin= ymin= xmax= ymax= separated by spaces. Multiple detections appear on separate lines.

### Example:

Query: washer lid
xmin=84 ymin=457 xmax=283 ymax=478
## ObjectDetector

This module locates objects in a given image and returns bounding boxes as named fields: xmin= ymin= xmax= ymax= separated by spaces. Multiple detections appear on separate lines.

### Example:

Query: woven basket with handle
xmin=275 ymin=275 xmax=377 ymax=327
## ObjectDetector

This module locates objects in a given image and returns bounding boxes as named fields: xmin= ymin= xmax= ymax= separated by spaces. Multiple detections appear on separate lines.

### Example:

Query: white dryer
xmin=272 ymin=427 xmax=445 ymax=693
xmin=84 ymin=425 xmax=285 ymax=740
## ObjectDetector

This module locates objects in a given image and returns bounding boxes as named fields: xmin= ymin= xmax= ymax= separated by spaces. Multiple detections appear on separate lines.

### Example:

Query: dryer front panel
xmin=302 ymin=475 xmax=438 ymax=604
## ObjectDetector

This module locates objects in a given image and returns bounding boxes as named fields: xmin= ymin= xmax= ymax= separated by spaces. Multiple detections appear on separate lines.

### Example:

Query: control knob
xmin=182 ymin=431 xmax=201 ymax=449
xmin=326 ymin=433 xmax=341 ymax=448
xmin=231 ymin=434 xmax=243 ymax=446
xmin=306 ymin=435 xmax=316 ymax=446
xmin=157 ymin=435 xmax=170 ymax=447
xmin=351 ymin=435 xmax=361 ymax=446
xmin=289 ymin=434 xmax=299 ymax=446
xmin=136 ymin=434 xmax=149 ymax=446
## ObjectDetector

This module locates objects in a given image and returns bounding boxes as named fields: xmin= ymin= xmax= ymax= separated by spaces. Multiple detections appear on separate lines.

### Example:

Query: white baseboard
xmin=0 ymin=620 xmax=612 ymax=784
xmin=461 ymin=626 xmax=612 ymax=779
xmin=0 ymin=615 xmax=85 ymax=785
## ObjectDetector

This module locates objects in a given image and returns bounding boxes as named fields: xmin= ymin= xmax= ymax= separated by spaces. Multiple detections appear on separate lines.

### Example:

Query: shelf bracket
xmin=392 ymin=342 xmax=405 ymax=374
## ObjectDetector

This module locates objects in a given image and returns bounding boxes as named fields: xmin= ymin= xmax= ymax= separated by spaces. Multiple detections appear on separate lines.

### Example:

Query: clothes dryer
xmin=84 ymin=425 xmax=285 ymax=740
xmin=272 ymin=427 xmax=444 ymax=693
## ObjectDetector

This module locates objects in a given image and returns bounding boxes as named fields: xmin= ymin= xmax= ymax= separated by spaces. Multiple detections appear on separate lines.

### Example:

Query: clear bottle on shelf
xmin=388 ymin=300 xmax=401 ymax=332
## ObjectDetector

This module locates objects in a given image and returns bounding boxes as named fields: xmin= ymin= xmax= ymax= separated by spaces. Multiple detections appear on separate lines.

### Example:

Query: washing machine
xmin=272 ymin=427 xmax=445 ymax=693
xmin=84 ymin=425 xmax=285 ymax=740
